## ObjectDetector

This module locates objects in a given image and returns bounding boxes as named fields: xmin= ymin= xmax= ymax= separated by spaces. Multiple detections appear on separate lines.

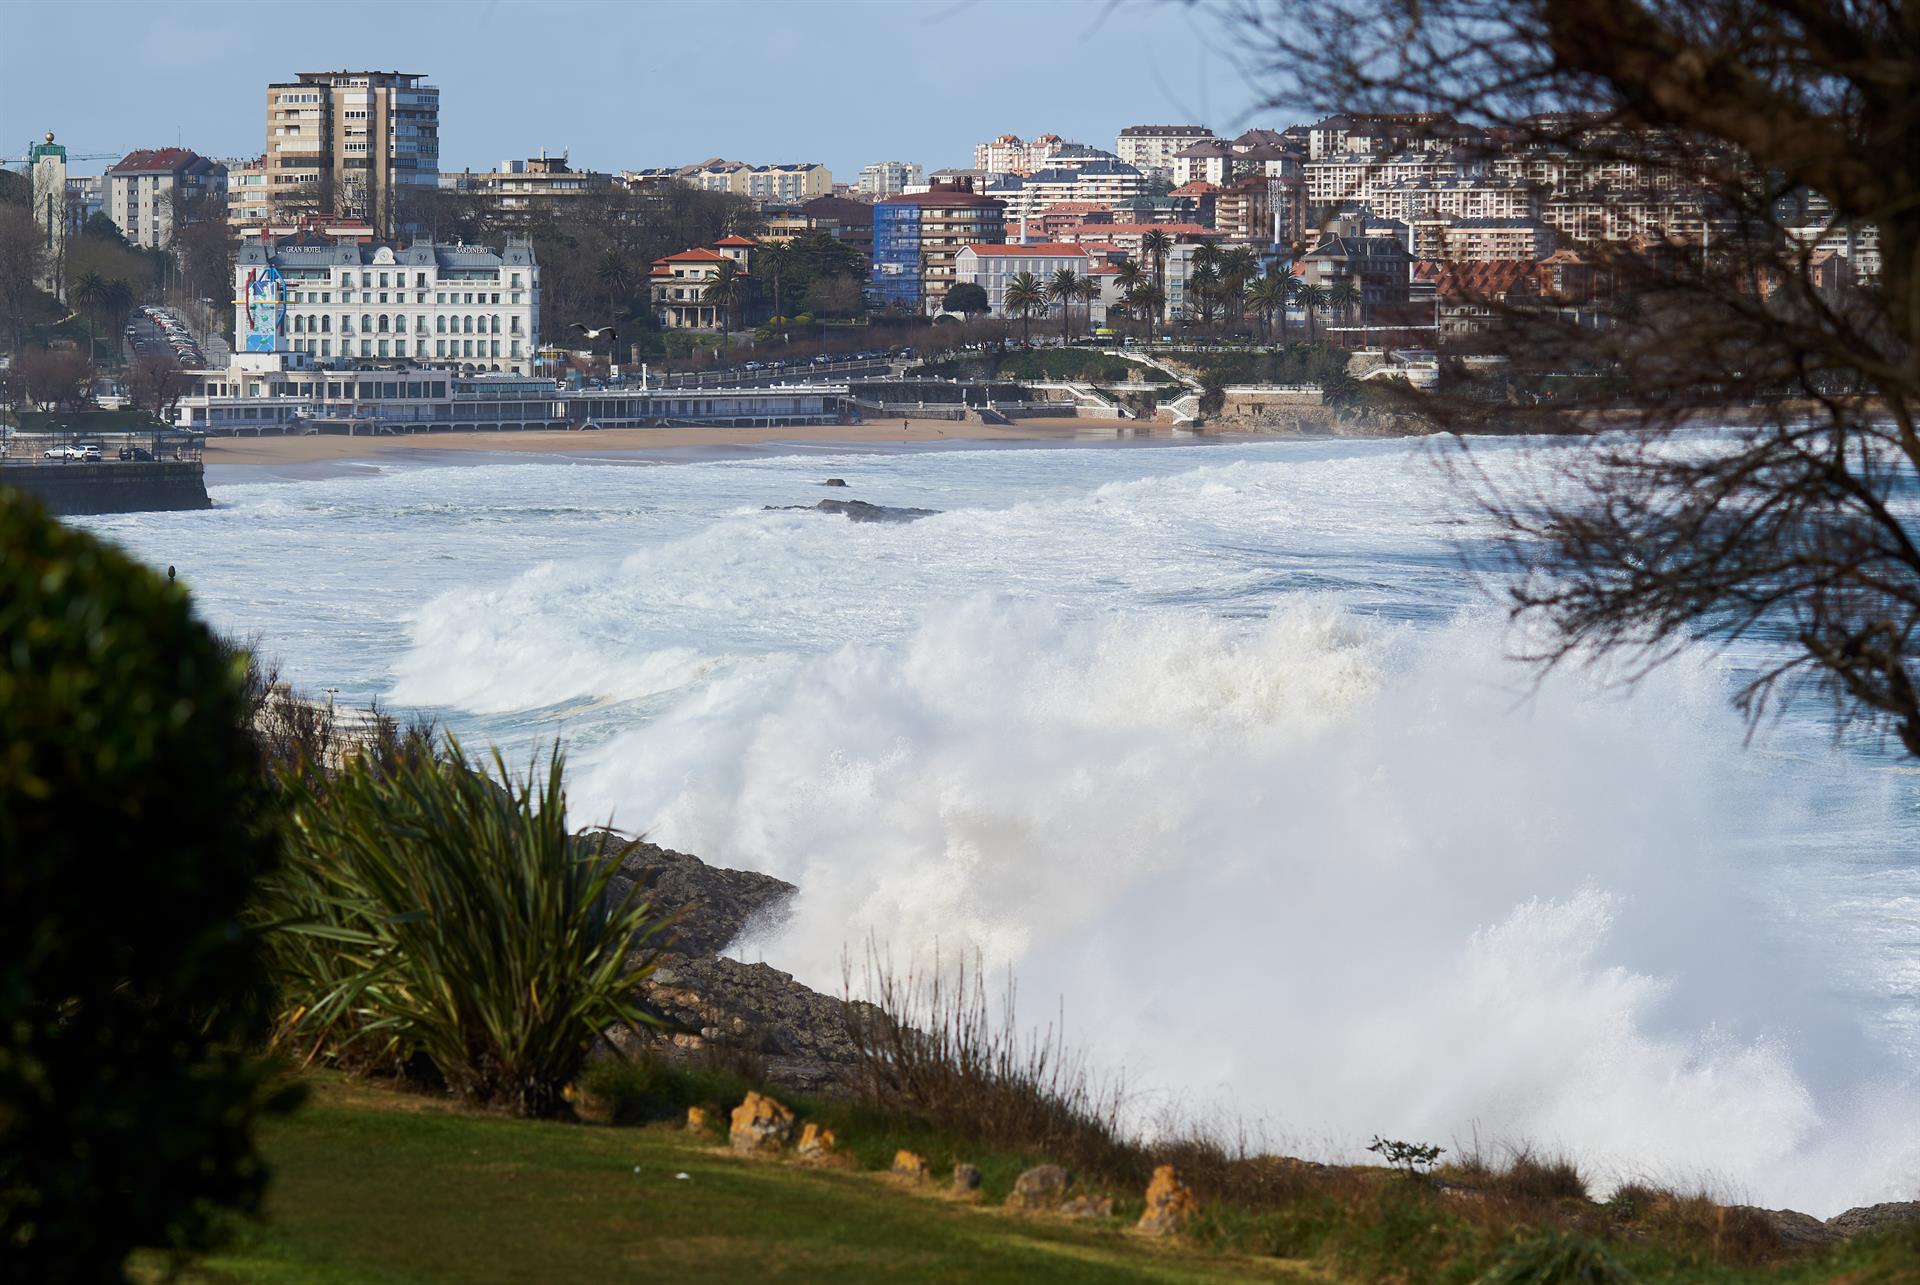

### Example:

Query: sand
xmin=202 ymin=419 xmax=1153 ymax=468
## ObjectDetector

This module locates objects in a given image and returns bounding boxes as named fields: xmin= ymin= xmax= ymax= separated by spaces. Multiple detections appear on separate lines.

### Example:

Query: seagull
xmin=571 ymin=322 xmax=617 ymax=342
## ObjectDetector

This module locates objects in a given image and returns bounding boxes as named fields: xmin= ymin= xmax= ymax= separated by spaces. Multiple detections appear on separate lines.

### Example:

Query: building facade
xmin=857 ymin=160 xmax=924 ymax=198
xmin=649 ymin=235 xmax=757 ymax=330
xmin=870 ymin=180 xmax=1007 ymax=313
xmin=106 ymin=148 xmax=228 ymax=249
xmin=953 ymin=242 xmax=1095 ymax=316
xmin=29 ymin=134 xmax=68 ymax=297
xmin=1116 ymin=125 xmax=1215 ymax=180
xmin=234 ymin=238 xmax=539 ymax=374
xmin=1439 ymin=217 xmax=1558 ymax=262
xmin=264 ymin=70 xmax=440 ymax=236
xmin=678 ymin=159 xmax=832 ymax=204
xmin=225 ymin=156 xmax=270 ymax=236
xmin=439 ymin=152 xmax=614 ymax=217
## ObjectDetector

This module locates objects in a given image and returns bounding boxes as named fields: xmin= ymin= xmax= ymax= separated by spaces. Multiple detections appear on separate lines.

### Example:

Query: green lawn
xmin=143 ymin=1080 xmax=1310 ymax=1285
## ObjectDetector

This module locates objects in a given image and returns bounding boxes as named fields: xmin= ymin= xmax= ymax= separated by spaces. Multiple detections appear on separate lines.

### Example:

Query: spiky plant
xmin=262 ymin=739 xmax=666 ymax=1115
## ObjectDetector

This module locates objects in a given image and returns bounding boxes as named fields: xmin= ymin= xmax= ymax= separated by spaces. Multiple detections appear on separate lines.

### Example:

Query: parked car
xmin=118 ymin=445 xmax=154 ymax=461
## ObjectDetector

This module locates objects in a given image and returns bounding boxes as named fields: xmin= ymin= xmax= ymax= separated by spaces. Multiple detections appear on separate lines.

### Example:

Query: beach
xmin=201 ymin=418 xmax=1149 ymax=468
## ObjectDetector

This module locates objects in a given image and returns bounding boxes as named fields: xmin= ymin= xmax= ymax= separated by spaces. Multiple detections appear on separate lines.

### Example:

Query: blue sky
xmin=4 ymin=0 xmax=1283 ymax=179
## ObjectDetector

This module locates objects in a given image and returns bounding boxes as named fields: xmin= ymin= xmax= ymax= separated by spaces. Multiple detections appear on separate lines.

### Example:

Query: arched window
xmin=463 ymin=315 xmax=473 ymax=334
xmin=378 ymin=314 xmax=390 ymax=333
xmin=361 ymin=314 xmax=372 ymax=334
xmin=321 ymin=315 xmax=331 ymax=333
xmin=490 ymin=315 xmax=501 ymax=334
xmin=436 ymin=315 xmax=445 ymax=334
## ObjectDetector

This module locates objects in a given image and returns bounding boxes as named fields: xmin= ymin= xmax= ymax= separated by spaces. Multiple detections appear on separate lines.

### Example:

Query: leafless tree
xmin=128 ymin=351 xmax=188 ymax=419
xmin=0 ymin=203 xmax=46 ymax=353
xmin=1221 ymin=0 xmax=1920 ymax=753
xmin=15 ymin=347 xmax=93 ymax=411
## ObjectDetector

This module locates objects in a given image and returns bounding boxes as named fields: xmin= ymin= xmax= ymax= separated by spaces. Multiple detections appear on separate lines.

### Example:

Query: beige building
xmin=678 ymin=159 xmax=831 ymax=204
xmin=225 ymin=156 xmax=269 ymax=236
xmin=1363 ymin=176 xmax=1539 ymax=225
xmin=1440 ymin=217 xmax=1558 ymax=262
xmin=106 ymin=149 xmax=228 ymax=249
xmin=1116 ymin=125 xmax=1215 ymax=180
xmin=439 ymin=153 xmax=614 ymax=217
xmin=265 ymin=70 xmax=440 ymax=237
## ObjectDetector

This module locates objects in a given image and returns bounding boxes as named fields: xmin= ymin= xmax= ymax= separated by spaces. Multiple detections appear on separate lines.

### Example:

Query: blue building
xmin=869 ymin=179 xmax=1006 ymax=314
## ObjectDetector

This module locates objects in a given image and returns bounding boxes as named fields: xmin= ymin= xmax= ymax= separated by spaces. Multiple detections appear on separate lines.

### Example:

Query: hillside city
xmin=0 ymin=66 xmax=1883 ymax=437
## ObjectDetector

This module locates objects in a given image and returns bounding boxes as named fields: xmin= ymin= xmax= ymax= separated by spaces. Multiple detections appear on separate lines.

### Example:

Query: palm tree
xmin=1222 ymin=246 xmax=1260 ymax=332
xmin=1077 ymin=275 xmax=1101 ymax=336
xmin=1128 ymin=282 xmax=1166 ymax=333
xmin=758 ymin=241 xmax=794 ymax=320
xmin=71 ymin=271 xmax=107 ymax=364
xmin=1140 ymin=229 xmax=1173 ymax=324
xmin=1188 ymin=263 xmax=1220 ymax=329
xmin=1003 ymin=271 xmax=1046 ymax=346
xmin=595 ymin=250 xmax=633 ymax=322
xmin=1112 ymin=259 xmax=1145 ymax=336
xmin=103 ymin=279 xmax=136 ymax=354
xmin=1244 ymin=274 xmax=1288 ymax=342
xmin=1048 ymin=267 xmax=1082 ymax=343
xmin=1327 ymin=279 xmax=1364 ymax=335
xmin=702 ymin=260 xmax=749 ymax=340
xmin=1294 ymin=281 xmax=1329 ymax=345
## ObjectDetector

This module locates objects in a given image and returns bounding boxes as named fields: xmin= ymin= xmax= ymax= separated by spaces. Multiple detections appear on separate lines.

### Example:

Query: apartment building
xmin=858 ymin=161 xmax=924 ymax=198
xmin=106 ymin=148 xmax=228 ymax=249
xmin=1172 ymin=141 xmax=1239 ymax=187
xmin=989 ymin=159 xmax=1149 ymax=227
xmin=973 ymin=133 xmax=1066 ymax=175
xmin=870 ymin=179 xmax=1006 ymax=313
xmin=264 ymin=71 xmax=440 ymax=237
xmin=439 ymin=153 xmax=614 ymax=217
xmin=63 ymin=174 xmax=105 ymax=238
xmin=235 ymin=237 xmax=539 ymax=374
xmin=1303 ymin=150 xmax=1471 ymax=207
xmin=1440 ymin=217 xmax=1558 ymax=262
xmin=1363 ymin=176 xmax=1539 ymax=225
xmin=679 ymin=159 xmax=832 ymax=204
xmin=225 ymin=156 xmax=270 ymax=236
xmin=1116 ymin=125 xmax=1215 ymax=180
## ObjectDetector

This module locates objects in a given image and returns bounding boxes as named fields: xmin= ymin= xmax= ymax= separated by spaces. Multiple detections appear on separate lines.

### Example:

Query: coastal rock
xmin=796 ymin=1123 xmax=851 ymax=1168
xmin=592 ymin=834 xmax=795 ymax=958
xmin=1733 ymin=1206 xmax=1841 ymax=1249
xmin=1059 ymin=1194 xmax=1114 ymax=1219
xmin=891 ymin=1150 xmax=931 ymax=1181
xmin=952 ymin=1163 xmax=982 ymax=1193
xmin=1006 ymin=1164 xmax=1073 ymax=1211
xmin=685 ymin=1106 xmax=708 ymax=1134
xmin=1826 ymin=1202 xmax=1920 ymax=1238
xmin=822 ymin=477 xmax=848 ymax=487
xmin=728 ymin=1092 xmax=795 ymax=1154
xmin=763 ymin=498 xmax=939 ymax=523
xmin=1137 ymin=1165 xmax=1199 ymax=1236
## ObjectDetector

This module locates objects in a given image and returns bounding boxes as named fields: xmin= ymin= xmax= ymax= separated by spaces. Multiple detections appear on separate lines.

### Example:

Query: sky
xmin=2 ymin=0 xmax=1286 ymax=180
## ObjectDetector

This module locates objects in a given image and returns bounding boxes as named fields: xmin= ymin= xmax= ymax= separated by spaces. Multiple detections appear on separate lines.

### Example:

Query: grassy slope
xmin=145 ymin=1080 xmax=1313 ymax=1285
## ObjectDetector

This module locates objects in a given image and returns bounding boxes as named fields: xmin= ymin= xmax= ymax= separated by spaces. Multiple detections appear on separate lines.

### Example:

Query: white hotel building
xmin=235 ymin=238 xmax=540 ymax=374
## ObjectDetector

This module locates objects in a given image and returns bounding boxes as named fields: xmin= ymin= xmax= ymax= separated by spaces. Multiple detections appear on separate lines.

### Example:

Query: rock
xmin=762 ymin=499 xmax=939 ymax=523
xmin=728 ymin=1092 xmax=795 ymax=1154
xmin=952 ymin=1163 xmax=982 ymax=1193
xmin=822 ymin=477 xmax=848 ymax=487
xmin=1732 ymin=1206 xmax=1841 ymax=1249
xmin=592 ymin=835 xmax=795 ymax=959
xmin=1827 ymin=1202 xmax=1920 ymax=1238
xmin=1006 ymin=1164 xmax=1073 ymax=1211
xmin=685 ymin=1106 xmax=708 ymax=1133
xmin=794 ymin=1122 xmax=853 ymax=1168
xmin=1059 ymin=1194 xmax=1114 ymax=1219
xmin=891 ymin=1150 xmax=931 ymax=1181
xmin=1137 ymin=1164 xmax=1199 ymax=1236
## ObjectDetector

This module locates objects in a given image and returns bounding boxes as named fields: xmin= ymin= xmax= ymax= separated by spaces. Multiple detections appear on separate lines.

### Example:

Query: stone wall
xmin=1 ymin=461 xmax=212 ymax=516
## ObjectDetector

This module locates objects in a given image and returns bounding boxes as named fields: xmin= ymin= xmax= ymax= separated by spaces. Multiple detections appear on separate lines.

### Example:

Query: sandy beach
xmin=202 ymin=418 xmax=1153 ymax=468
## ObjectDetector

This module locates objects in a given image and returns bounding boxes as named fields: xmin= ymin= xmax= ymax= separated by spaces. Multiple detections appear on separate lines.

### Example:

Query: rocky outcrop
xmin=1734 ymin=1207 xmax=1841 ymax=1249
xmin=1006 ymin=1164 xmax=1073 ymax=1211
xmin=764 ymin=498 xmax=940 ymax=523
xmin=952 ymin=1163 xmax=982 ymax=1193
xmin=891 ymin=1150 xmax=931 ymax=1181
xmin=594 ymin=833 xmax=794 ymax=959
xmin=796 ymin=1123 xmax=852 ymax=1168
xmin=728 ymin=1091 xmax=795 ymax=1154
xmin=1827 ymin=1202 xmax=1920 ymax=1238
xmin=1059 ymin=1194 xmax=1114 ymax=1219
xmin=685 ymin=1106 xmax=709 ymax=1133
xmin=1137 ymin=1165 xmax=1199 ymax=1236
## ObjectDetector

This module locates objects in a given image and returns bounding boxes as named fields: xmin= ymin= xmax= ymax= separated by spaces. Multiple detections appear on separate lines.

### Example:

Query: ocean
xmin=78 ymin=434 xmax=1920 ymax=1214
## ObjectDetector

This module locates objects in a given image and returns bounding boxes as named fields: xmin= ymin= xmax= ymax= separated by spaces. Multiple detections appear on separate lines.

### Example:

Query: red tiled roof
xmin=712 ymin=235 xmax=759 ymax=247
xmin=1169 ymin=182 xmax=1225 ymax=196
xmin=652 ymin=247 xmax=731 ymax=264
xmin=962 ymin=242 xmax=1091 ymax=256
xmin=1064 ymin=222 xmax=1218 ymax=238
xmin=1428 ymin=258 xmax=1543 ymax=298
xmin=110 ymin=147 xmax=203 ymax=174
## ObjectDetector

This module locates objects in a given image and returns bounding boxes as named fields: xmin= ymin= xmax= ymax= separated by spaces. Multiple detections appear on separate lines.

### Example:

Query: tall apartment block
xmin=265 ymin=71 xmax=440 ymax=237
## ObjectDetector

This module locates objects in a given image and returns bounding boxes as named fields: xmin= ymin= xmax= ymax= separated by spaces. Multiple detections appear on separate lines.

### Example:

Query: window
xmin=435 ymin=316 xmax=445 ymax=333
xmin=491 ymin=340 xmax=500 ymax=357
xmin=462 ymin=316 xmax=473 ymax=334
xmin=416 ymin=272 xmax=427 ymax=287
xmin=321 ymin=315 xmax=330 ymax=332
xmin=361 ymin=272 xmax=371 ymax=287
xmin=378 ymin=315 xmax=389 ymax=332
xmin=435 ymin=339 xmax=445 ymax=357
xmin=361 ymin=340 xmax=372 ymax=356
xmin=510 ymin=272 xmax=521 ymax=286
xmin=510 ymin=316 xmax=521 ymax=334
xmin=490 ymin=315 xmax=500 ymax=334
xmin=378 ymin=340 xmax=389 ymax=357
xmin=435 ymin=292 xmax=444 ymax=303
xmin=321 ymin=339 xmax=331 ymax=356
xmin=361 ymin=314 xmax=372 ymax=332
xmin=378 ymin=272 xmax=389 ymax=288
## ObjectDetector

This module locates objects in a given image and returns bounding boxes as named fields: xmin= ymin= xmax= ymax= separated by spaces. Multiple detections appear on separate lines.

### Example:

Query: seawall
xmin=0 ymin=461 xmax=212 ymax=516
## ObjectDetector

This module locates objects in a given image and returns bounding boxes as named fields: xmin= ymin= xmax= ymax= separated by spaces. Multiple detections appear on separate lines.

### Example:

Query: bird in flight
xmin=571 ymin=322 xmax=617 ymax=341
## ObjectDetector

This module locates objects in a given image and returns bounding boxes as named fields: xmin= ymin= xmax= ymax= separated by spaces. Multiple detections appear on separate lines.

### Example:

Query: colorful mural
xmin=241 ymin=263 xmax=287 ymax=353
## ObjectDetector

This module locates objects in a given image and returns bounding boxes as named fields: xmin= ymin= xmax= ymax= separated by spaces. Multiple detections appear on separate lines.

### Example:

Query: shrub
xmin=1498 ymin=1148 xmax=1590 ymax=1202
xmin=263 ymin=740 xmax=668 ymax=1116
xmin=1474 ymin=1232 xmax=1633 ymax=1284
xmin=0 ymin=490 xmax=290 ymax=1279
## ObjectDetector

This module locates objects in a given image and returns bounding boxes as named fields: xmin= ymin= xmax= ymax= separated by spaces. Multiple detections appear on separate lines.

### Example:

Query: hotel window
xmin=361 ymin=340 xmax=372 ymax=356
xmin=435 ymin=316 xmax=445 ymax=333
xmin=378 ymin=315 xmax=389 ymax=332
xmin=435 ymin=339 xmax=445 ymax=357
xmin=378 ymin=340 xmax=390 ymax=357
xmin=361 ymin=314 xmax=372 ymax=332
xmin=510 ymin=316 xmax=521 ymax=334
xmin=416 ymin=272 xmax=427 ymax=287
xmin=490 ymin=315 xmax=500 ymax=334
xmin=361 ymin=272 xmax=371 ymax=287
xmin=491 ymin=340 xmax=500 ymax=357
xmin=321 ymin=340 xmax=331 ymax=356
xmin=321 ymin=315 xmax=331 ymax=332
xmin=435 ymin=292 xmax=444 ymax=303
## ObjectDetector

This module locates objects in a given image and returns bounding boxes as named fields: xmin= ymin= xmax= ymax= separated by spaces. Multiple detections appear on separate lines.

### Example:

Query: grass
xmin=136 ymin=1076 xmax=1312 ymax=1285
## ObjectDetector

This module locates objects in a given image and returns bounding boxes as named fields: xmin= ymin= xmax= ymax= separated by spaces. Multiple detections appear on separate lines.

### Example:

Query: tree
xmin=701 ymin=259 xmax=749 ymax=339
xmin=129 ymin=351 xmax=187 ymax=418
xmin=1129 ymin=282 xmax=1166 ymax=335
xmin=945 ymin=281 xmax=990 ymax=319
xmin=70 ymin=271 xmax=107 ymax=364
xmin=1004 ymin=271 xmax=1046 ymax=345
xmin=1141 ymin=229 xmax=1173 ymax=323
xmin=0 ymin=491 xmax=292 ymax=1279
xmin=1230 ymin=0 xmax=1920 ymax=756
xmin=1246 ymin=273 xmax=1289 ymax=341
xmin=1293 ymin=281 xmax=1328 ymax=345
xmin=1327 ymin=278 xmax=1364 ymax=333
xmin=0 ymin=204 xmax=46 ymax=353
xmin=1077 ymin=275 xmax=1102 ymax=334
xmin=15 ymin=346 xmax=91 ymax=410
xmin=1049 ymin=267 xmax=1082 ymax=342
xmin=1188 ymin=263 xmax=1220 ymax=328
xmin=80 ymin=210 xmax=127 ymax=247
xmin=758 ymin=241 xmax=794 ymax=318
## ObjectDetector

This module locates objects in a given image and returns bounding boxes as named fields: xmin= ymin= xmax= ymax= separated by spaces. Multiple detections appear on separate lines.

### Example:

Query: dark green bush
xmin=1475 ymin=1231 xmax=1634 ymax=1284
xmin=0 ymin=489 xmax=290 ymax=1280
